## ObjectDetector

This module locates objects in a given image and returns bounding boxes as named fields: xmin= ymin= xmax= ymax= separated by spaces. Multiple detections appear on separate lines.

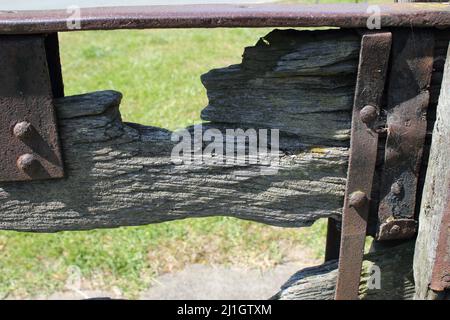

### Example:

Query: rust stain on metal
xmin=0 ymin=4 xmax=448 ymax=34
xmin=430 ymin=190 xmax=450 ymax=292
xmin=335 ymin=32 xmax=392 ymax=300
xmin=376 ymin=29 xmax=435 ymax=241
xmin=0 ymin=35 xmax=64 ymax=182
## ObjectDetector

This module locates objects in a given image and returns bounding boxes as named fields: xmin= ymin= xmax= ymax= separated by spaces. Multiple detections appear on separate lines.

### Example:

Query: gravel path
xmin=38 ymin=260 xmax=313 ymax=300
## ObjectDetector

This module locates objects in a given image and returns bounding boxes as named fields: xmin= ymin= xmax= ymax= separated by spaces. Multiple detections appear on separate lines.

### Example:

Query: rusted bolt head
xmin=17 ymin=153 xmax=40 ymax=175
xmin=13 ymin=121 xmax=32 ymax=140
xmin=389 ymin=224 xmax=401 ymax=235
xmin=349 ymin=191 xmax=368 ymax=209
xmin=360 ymin=105 xmax=378 ymax=125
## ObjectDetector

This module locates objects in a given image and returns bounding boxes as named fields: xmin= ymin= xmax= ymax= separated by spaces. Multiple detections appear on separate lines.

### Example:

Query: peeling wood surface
xmin=273 ymin=241 xmax=416 ymax=300
xmin=414 ymin=42 xmax=450 ymax=300
xmin=201 ymin=29 xmax=359 ymax=146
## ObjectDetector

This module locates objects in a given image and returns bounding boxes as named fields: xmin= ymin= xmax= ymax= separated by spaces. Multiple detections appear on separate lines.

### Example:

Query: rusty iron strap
xmin=0 ymin=35 xmax=64 ymax=182
xmin=335 ymin=32 xmax=392 ymax=300
xmin=376 ymin=29 xmax=435 ymax=241
xmin=430 ymin=189 xmax=450 ymax=292
xmin=0 ymin=4 xmax=449 ymax=34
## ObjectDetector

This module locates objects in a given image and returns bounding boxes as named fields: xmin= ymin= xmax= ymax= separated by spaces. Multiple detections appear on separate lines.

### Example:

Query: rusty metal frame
xmin=0 ymin=34 xmax=64 ymax=182
xmin=334 ymin=32 xmax=392 ymax=300
xmin=334 ymin=28 xmax=438 ymax=299
xmin=0 ymin=4 xmax=449 ymax=34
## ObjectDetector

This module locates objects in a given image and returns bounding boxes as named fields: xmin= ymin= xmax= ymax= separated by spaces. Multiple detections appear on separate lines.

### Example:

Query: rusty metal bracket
xmin=334 ymin=32 xmax=392 ymax=300
xmin=0 ymin=34 xmax=64 ymax=182
xmin=376 ymin=29 xmax=435 ymax=241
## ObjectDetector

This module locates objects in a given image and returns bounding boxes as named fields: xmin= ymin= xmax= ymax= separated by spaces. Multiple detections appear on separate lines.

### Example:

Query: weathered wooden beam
xmin=0 ymin=90 xmax=347 ymax=232
xmin=273 ymin=241 xmax=416 ymax=300
xmin=414 ymin=42 xmax=450 ymax=300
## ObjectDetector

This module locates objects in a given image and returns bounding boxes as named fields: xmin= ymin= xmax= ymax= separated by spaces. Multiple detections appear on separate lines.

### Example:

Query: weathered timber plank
xmin=414 ymin=42 xmax=450 ymax=300
xmin=201 ymin=29 xmax=360 ymax=146
xmin=273 ymin=241 xmax=415 ymax=300
xmin=0 ymin=90 xmax=347 ymax=232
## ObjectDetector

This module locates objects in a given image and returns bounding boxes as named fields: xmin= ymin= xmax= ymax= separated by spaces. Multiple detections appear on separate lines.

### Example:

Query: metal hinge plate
xmin=376 ymin=29 xmax=435 ymax=241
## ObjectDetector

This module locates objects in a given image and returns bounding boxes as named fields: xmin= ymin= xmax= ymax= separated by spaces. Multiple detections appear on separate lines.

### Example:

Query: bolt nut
xmin=13 ymin=121 xmax=32 ymax=140
xmin=360 ymin=105 xmax=378 ymax=125
xmin=349 ymin=191 xmax=368 ymax=209
xmin=17 ymin=153 xmax=40 ymax=175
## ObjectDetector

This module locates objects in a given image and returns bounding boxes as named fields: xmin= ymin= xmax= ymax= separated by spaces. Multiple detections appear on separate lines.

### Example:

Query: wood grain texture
xmin=414 ymin=42 xmax=450 ymax=300
xmin=201 ymin=29 xmax=360 ymax=146
xmin=273 ymin=241 xmax=416 ymax=300
xmin=0 ymin=89 xmax=348 ymax=232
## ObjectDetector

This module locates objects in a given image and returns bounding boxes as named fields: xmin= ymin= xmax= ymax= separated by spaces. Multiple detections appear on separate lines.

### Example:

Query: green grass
xmin=0 ymin=28 xmax=328 ymax=299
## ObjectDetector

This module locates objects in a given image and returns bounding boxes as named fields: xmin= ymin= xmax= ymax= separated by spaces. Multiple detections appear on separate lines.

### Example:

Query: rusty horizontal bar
xmin=0 ymin=4 xmax=449 ymax=34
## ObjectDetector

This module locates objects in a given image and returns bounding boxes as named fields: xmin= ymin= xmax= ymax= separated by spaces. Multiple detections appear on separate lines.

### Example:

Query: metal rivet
xmin=13 ymin=121 xmax=32 ymax=140
xmin=360 ymin=105 xmax=378 ymax=125
xmin=390 ymin=224 xmax=401 ymax=235
xmin=17 ymin=153 xmax=40 ymax=175
xmin=349 ymin=191 xmax=367 ymax=209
